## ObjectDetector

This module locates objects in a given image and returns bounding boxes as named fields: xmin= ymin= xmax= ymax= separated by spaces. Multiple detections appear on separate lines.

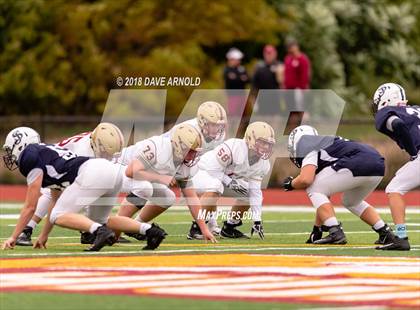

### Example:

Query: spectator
xmin=283 ymin=40 xmax=311 ymax=112
xmin=251 ymin=44 xmax=283 ymax=115
xmin=223 ymin=48 xmax=249 ymax=116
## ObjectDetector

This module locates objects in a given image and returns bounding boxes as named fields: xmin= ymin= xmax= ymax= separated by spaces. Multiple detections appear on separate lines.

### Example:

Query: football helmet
xmin=244 ymin=122 xmax=275 ymax=160
xmin=90 ymin=122 xmax=124 ymax=159
xmin=197 ymin=101 xmax=227 ymax=141
xmin=171 ymin=124 xmax=203 ymax=167
xmin=3 ymin=127 xmax=41 ymax=170
xmin=372 ymin=83 xmax=407 ymax=114
xmin=288 ymin=125 xmax=318 ymax=167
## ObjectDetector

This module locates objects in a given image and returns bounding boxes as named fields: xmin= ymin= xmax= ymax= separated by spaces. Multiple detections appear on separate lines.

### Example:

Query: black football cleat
xmin=142 ymin=223 xmax=166 ymax=250
xmin=84 ymin=225 xmax=116 ymax=252
xmin=187 ymin=221 xmax=203 ymax=240
xmin=80 ymin=231 xmax=96 ymax=244
xmin=16 ymin=226 xmax=33 ymax=246
xmin=306 ymin=225 xmax=323 ymax=244
xmin=373 ymin=224 xmax=395 ymax=245
xmin=125 ymin=232 xmax=147 ymax=241
xmin=314 ymin=224 xmax=347 ymax=245
xmin=220 ymin=221 xmax=250 ymax=239
xmin=376 ymin=237 xmax=410 ymax=251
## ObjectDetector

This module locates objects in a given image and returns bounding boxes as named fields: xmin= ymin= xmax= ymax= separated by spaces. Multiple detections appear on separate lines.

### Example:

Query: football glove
xmin=251 ymin=221 xmax=264 ymax=240
xmin=227 ymin=179 xmax=248 ymax=196
xmin=282 ymin=176 xmax=294 ymax=191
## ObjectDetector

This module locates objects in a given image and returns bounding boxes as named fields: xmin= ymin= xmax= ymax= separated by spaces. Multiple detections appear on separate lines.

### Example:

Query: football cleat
xmin=143 ymin=223 xmax=166 ymax=250
xmin=313 ymin=224 xmax=347 ymax=245
xmin=373 ymin=224 xmax=395 ymax=245
xmin=305 ymin=225 xmax=323 ymax=244
xmin=208 ymin=222 xmax=221 ymax=236
xmin=220 ymin=221 xmax=250 ymax=239
xmin=84 ymin=225 xmax=116 ymax=252
xmin=187 ymin=221 xmax=203 ymax=240
xmin=125 ymin=232 xmax=147 ymax=241
xmin=376 ymin=237 xmax=410 ymax=251
xmin=16 ymin=226 xmax=33 ymax=246
xmin=80 ymin=231 xmax=96 ymax=244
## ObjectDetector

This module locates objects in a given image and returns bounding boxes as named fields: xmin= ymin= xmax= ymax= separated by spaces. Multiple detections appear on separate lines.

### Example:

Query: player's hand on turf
xmin=227 ymin=179 xmax=248 ymax=196
xmin=251 ymin=221 xmax=264 ymax=240
xmin=2 ymin=237 xmax=16 ymax=250
xmin=202 ymin=228 xmax=218 ymax=243
xmin=34 ymin=235 xmax=48 ymax=249
xmin=282 ymin=176 xmax=294 ymax=191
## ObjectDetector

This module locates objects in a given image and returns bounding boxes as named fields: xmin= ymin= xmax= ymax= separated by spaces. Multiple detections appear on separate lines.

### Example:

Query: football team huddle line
xmin=1 ymin=83 xmax=419 ymax=252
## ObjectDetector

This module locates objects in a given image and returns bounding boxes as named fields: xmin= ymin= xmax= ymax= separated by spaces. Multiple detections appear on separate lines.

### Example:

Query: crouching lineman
xmin=117 ymin=123 xmax=217 ymax=243
xmin=117 ymin=101 xmax=227 ymax=238
xmin=2 ymin=127 xmax=166 ymax=251
xmin=15 ymin=123 xmax=126 ymax=246
xmin=283 ymin=125 xmax=395 ymax=245
xmin=372 ymin=83 xmax=420 ymax=250
xmin=188 ymin=121 xmax=275 ymax=240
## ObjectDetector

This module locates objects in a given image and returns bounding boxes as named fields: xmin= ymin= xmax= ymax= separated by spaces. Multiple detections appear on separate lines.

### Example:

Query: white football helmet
xmin=197 ymin=101 xmax=227 ymax=141
xmin=171 ymin=123 xmax=203 ymax=167
xmin=288 ymin=125 xmax=318 ymax=167
xmin=372 ymin=83 xmax=407 ymax=113
xmin=3 ymin=127 xmax=41 ymax=170
xmin=90 ymin=122 xmax=124 ymax=159
xmin=244 ymin=121 xmax=276 ymax=160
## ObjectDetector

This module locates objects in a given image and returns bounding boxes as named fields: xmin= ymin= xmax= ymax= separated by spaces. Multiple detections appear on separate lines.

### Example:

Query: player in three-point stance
xmin=372 ymin=83 xmax=420 ymax=251
xmin=283 ymin=125 xmax=395 ymax=245
xmin=117 ymin=123 xmax=218 ymax=243
xmin=2 ymin=127 xmax=166 ymax=251
xmin=188 ymin=121 xmax=275 ymax=240
xmin=117 ymin=101 xmax=227 ymax=239
xmin=15 ymin=123 xmax=126 ymax=246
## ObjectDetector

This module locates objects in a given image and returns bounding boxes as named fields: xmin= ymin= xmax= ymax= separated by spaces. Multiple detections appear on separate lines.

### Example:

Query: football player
xmin=188 ymin=121 xmax=275 ymax=240
xmin=283 ymin=125 xmax=395 ymax=245
xmin=2 ymin=127 xmax=166 ymax=251
xmin=372 ymin=83 xmax=420 ymax=251
xmin=117 ymin=123 xmax=218 ymax=243
xmin=15 ymin=123 xmax=125 ymax=246
xmin=117 ymin=101 xmax=227 ymax=237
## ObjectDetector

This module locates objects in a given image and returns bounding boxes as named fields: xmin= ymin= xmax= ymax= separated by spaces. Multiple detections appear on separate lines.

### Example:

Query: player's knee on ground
xmin=343 ymin=200 xmax=370 ymax=217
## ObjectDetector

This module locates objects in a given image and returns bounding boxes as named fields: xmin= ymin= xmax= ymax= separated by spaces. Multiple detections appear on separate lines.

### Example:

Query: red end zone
xmin=1 ymin=185 xmax=419 ymax=206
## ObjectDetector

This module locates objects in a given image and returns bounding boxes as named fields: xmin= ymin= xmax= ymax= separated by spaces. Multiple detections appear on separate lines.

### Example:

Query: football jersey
xmin=166 ymin=118 xmax=225 ymax=153
xmin=55 ymin=132 xmax=94 ymax=157
xmin=18 ymin=144 xmax=89 ymax=190
xmin=198 ymin=138 xmax=270 ymax=182
xmin=118 ymin=134 xmax=196 ymax=180
xmin=375 ymin=106 xmax=420 ymax=154
xmin=298 ymin=136 xmax=384 ymax=177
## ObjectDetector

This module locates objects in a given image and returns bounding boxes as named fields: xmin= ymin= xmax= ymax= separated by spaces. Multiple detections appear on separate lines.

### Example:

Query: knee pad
xmin=149 ymin=185 xmax=176 ymax=208
xmin=126 ymin=192 xmax=148 ymax=209
xmin=307 ymin=192 xmax=330 ymax=209
xmin=34 ymin=193 xmax=52 ymax=219
xmin=49 ymin=208 xmax=64 ymax=224
xmin=345 ymin=200 xmax=370 ymax=217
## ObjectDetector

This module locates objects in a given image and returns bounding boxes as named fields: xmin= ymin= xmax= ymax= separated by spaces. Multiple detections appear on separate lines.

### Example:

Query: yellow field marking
xmin=2 ymin=253 xmax=419 ymax=269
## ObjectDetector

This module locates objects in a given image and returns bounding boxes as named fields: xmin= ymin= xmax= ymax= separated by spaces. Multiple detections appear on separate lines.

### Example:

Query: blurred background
xmin=1 ymin=0 xmax=419 ymax=187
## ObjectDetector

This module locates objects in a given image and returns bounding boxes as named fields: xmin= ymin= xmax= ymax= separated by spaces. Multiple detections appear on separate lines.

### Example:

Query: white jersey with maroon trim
xmin=55 ymin=132 xmax=94 ymax=157
xmin=117 ymin=134 xmax=196 ymax=180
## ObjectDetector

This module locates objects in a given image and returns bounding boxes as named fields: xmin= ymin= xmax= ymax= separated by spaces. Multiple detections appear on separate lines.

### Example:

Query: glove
xmin=227 ymin=179 xmax=248 ymax=196
xmin=282 ymin=176 xmax=294 ymax=191
xmin=305 ymin=225 xmax=322 ymax=244
xmin=251 ymin=221 xmax=264 ymax=240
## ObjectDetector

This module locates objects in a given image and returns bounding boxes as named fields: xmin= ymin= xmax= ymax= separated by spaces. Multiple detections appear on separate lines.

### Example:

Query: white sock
xmin=89 ymin=223 xmax=102 ymax=234
xmin=324 ymin=217 xmax=339 ymax=227
xmin=373 ymin=220 xmax=385 ymax=230
xmin=27 ymin=220 xmax=37 ymax=229
xmin=139 ymin=223 xmax=152 ymax=235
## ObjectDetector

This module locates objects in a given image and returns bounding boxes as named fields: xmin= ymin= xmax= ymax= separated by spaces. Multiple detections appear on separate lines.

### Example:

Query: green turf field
xmin=1 ymin=205 xmax=419 ymax=309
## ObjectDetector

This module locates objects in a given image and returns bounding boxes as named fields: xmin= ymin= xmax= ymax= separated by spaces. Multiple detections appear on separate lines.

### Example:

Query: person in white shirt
xmin=15 ymin=123 xmax=125 ymax=246
xmin=187 ymin=122 xmax=275 ymax=240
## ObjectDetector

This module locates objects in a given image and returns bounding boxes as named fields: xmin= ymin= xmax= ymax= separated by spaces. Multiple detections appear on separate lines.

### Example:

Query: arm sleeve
xmin=26 ymin=168 xmax=43 ymax=185
xmin=249 ymin=180 xmax=263 ymax=222
xmin=301 ymin=151 xmax=318 ymax=167
xmin=389 ymin=117 xmax=418 ymax=156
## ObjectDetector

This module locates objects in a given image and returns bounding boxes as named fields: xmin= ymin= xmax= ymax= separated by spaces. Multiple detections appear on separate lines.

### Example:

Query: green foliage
xmin=0 ymin=0 xmax=419 ymax=116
